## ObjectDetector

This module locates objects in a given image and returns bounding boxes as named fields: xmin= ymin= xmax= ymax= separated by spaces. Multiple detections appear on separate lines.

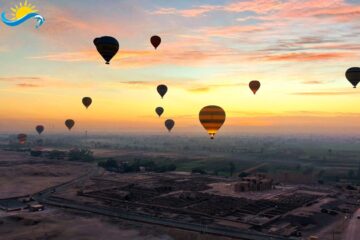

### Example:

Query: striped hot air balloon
xmin=199 ymin=105 xmax=226 ymax=139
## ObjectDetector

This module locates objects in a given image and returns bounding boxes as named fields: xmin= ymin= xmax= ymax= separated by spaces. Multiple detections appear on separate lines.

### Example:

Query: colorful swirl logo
xmin=1 ymin=1 xmax=45 ymax=28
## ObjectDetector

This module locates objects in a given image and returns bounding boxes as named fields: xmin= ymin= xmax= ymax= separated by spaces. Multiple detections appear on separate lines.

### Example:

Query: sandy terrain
xmin=0 ymin=207 xmax=235 ymax=240
xmin=0 ymin=150 xmax=93 ymax=198
xmin=0 ymin=208 xmax=173 ymax=240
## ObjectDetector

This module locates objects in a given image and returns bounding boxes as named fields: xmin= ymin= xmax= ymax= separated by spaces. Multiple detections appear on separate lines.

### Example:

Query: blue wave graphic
xmin=1 ymin=11 xmax=45 ymax=28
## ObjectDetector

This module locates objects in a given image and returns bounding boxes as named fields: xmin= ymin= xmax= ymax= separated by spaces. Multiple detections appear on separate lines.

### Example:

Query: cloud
xmin=0 ymin=77 xmax=43 ymax=82
xmin=200 ymin=25 xmax=267 ymax=37
xmin=153 ymin=0 xmax=281 ymax=17
xmin=152 ymin=0 xmax=360 ymax=24
xmin=0 ymin=76 xmax=93 ymax=89
xmin=29 ymin=47 xmax=245 ymax=67
xmin=16 ymin=83 xmax=42 ymax=88
xmin=29 ymin=50 xmax=153 ymax=64
xmin=153 ymin=5 xmax=221 ymax=17
xmin=301 ymin=80 xmax=326 ymax=84
xmin=260 ymin=52 xmax=354 ymax=61
xmin=187 ymin=87 xmax=210 ymax=93
xmin=291 ymin=91 xmax=360 ymax=96
xmin=187 ymin=82 xmax=247 ymax=93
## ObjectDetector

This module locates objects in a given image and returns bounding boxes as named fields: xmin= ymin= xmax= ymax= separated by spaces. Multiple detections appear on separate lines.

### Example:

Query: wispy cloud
xmin=29 ymin=47 xmax=245 ymax=67
xmin=187 ymin=87 xmax=210 ymax=93
xmin=153 ymin=0 xmax=360 ymax=22
xmin=0 ymin=76 xmax=93 ymax=89
xmin=200 ymin=25 xmax=268 ymax=37
xmin=260 ymin=52 xmax=354 ymax=61
xmin=0 ymin=76 xmax=43 ymax=82
xmin=301 ymin=80 xmax=326 ymax=84
xmin=16 ymin=83 xmax=42 ymax=88
xmin=292 ymin=91 xmax=360 ymax=96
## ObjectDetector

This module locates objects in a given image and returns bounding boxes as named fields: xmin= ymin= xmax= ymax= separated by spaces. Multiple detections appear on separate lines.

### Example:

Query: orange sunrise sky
xmin=1 ymin=0 xmax=360 ymax=136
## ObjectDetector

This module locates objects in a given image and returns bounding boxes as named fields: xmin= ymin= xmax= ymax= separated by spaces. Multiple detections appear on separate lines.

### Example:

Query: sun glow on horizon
xmin=10 ymin=0 xmax=37 ymax=20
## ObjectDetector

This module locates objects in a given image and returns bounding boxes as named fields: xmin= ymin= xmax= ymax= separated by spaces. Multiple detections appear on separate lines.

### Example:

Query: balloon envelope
xmin=36 ymin=125 xmax=44 ymax=135
xmin=82 ymin=97 xmax=92 ymax=109
xmin=199 ymin=105 xmax=226 ymax=139
xmin=93 ymin=36 xmax=119 ymax=64
xmin=65 ymin=119 xmax=75 ymax=131
xmin=165 ymin=119 xmax=175 ymax=132
xmin=17 ymin=133 xmax=27 ymax=144
xmin=150 ymin=35 xmax=161 ymax=49
xmin=345 ymin=67 xmax=360 ymax=88
xmin=249 ymin=80 xmax=261 ymax=94
xmin=157 ymin=84 xmax=168 ymax=98
xmin=155 ymin=107 xmax=164 ymax=117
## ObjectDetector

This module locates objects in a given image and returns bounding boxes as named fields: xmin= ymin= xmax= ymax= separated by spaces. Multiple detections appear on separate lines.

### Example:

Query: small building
xmin=29 ymin=204 xmax=45 ymax=212
xmin=234 ymin=174 xmax=273 ymax=192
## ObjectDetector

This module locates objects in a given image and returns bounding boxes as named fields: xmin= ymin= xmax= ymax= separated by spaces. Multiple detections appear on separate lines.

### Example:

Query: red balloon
xmin=249 ymin=80 xmax=261 ymax=95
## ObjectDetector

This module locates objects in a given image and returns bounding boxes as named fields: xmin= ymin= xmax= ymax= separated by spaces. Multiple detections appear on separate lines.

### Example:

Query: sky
xmin=1 ymin=0 xmax=360 ymax=136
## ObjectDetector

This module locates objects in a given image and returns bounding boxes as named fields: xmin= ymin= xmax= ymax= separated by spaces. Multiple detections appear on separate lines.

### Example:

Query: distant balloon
xmin=155 ymin=107 xmax=164 ymax=117
xmin=65 ymin=119 xmax=75 ymax=131
xmin=82 ymin=97 xmax=92 ymax=109
xmin=93 ymin=36 xmax=119 ymax=64
xmin=345 ymin=67 xmax=360 ymax=88
xmin=150 ymin=35 xmax=161 ymax=49
xmin=17 ymin=133 xmax=27 ymax=144
xmin=199 ymin=105 xmax=226 ymax=140
xmin=157 ymin=84 xmax=168 ymax=98
xmin=165 ymin=119 xmax=175 ymax=132
xmin=249 ymin=80 xmax=261 ymax=95
xmin=35 ymin=125 xmax=44 ymax=135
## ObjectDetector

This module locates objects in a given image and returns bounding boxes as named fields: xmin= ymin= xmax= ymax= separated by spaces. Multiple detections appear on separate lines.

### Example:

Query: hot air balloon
xmin=82 ymin=97 xmax=92 ymax=109
xmin=17 ymin=133 xmax=27 ymax=144
xmin=249 ymin=80 xmax=261 ymax=95
xmin=155 ymin=107 xmax=164 ymax=117
xmin=165 ymin=119 xmax=175 ymax=132
xmin=157 ymin=84 xmax=168 ymax=98
xmin=36 ymin=125 xmax=44 ymax=135
xmin=345 ymin=67 xmax=360 ymax=88
xmin=199 ymin=105 xmax=226 ymax=139
xmin=93 ymin=36 xmax=119 ymax=64
xmin=65 ymin=119 xmax=75 ymax=131
xmin=150 ymin=35 xmax=161 ymax=49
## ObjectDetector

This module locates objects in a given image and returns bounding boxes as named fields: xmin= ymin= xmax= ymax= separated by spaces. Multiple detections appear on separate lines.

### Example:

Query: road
xmin=343 ymin=208 xmax=360 ymax=240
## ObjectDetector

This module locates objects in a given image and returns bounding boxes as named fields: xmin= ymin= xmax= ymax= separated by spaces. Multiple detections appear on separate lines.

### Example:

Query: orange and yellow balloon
xmin=199 ymin=105 xmax=226 ymax=139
